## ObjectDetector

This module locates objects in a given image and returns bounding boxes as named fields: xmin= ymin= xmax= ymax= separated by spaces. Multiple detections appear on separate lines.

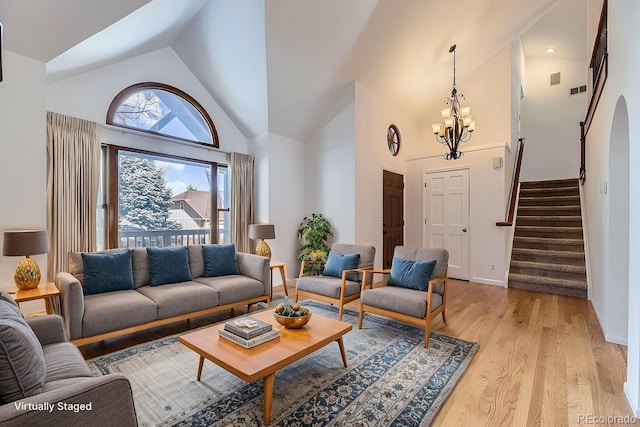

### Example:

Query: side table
xmin=269 ymin=261 xmax=288 ymax=298
xmin=3 ymin=282 xmax=60 ymax=314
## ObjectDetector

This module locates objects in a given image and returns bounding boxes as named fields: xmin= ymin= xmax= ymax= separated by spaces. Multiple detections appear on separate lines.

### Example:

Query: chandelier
xmin=432 ymin=45 xmax=475 ymax=160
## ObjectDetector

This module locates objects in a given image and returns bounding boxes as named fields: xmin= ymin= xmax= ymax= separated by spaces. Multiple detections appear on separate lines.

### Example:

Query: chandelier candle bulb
xmin=432 ymin=123 xmax=442 ymax=134
xmin=444 ymin=117 xmax=454 ymax=129
xmin=469 ymin=121 xmax=476 ymax=132
xmin=463 ymin=116 xmax=472 ymax=127
xmin=441 ymin=107 xmax=452 ymax=119
xmin=461 ymin=106 xmax=471 ymax=117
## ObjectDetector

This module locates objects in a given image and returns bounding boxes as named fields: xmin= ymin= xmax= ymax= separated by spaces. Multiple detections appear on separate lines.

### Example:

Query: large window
xmin=104 ymin=147 xmax=228 ymax=249
xmin=106 ymin=82 xmax=219 ymax=147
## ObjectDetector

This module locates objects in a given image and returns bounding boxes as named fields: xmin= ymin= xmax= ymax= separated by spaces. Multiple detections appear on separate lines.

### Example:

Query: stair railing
xmin=497 ymin=138 xmax=525 ymax=227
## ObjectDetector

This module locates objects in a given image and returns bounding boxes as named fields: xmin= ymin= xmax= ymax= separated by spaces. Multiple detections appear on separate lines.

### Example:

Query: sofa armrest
xmin=25 ymin=315 xmax=67 ymax=346
xmin=55 ymin=272 xmax=85 ymax=340
xmin=236 ymin=252 xmax=270 ymax=296
xmin=0 ymin=374 xmax=137 ymax=427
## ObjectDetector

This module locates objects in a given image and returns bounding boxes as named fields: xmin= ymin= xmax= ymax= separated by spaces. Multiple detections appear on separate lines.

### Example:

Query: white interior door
xmin=424 ymin=168 xmax=470 ymax=280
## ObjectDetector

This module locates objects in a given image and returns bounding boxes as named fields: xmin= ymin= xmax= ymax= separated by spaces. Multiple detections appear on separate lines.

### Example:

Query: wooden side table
xmin=269 ymin=261 xmax=288 ymax=298
xmin=3 ymin=282 xmax=60 ymax=314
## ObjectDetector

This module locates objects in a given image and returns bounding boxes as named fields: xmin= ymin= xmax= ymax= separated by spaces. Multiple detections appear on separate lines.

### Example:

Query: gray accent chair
xmin=0 ymin=291 xmax=137 ymax=426
xmin=358 ymin=246 xmax=449 ymax=347
xmin=295 ymin=243 xmax=376 ymax=320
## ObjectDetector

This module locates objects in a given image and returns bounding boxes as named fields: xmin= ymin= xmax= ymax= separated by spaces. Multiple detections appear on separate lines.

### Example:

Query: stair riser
xmin=518 ymin=207 xmax=581 ymax=216
xmin=509 ymin=281 xmax=587 ymax=299
xmin=521 ymin=179 xmax=579 ymax=189
xmin=513 ymin=241 xmax=584 ymax=252
xmin=511 ymin=253 xmax=585 ymax=265
xmin=516 ymin=218 xmax=582 ymax=227
xmin=519 ymin=188 xmax=579 ymax=197
xmin=518 ymin=198 xmax=580 ymax=207
xmin=514 ymin=230 xmax=584 ymax=239
xmin=509 ymin=267 xmax=586 ymax=281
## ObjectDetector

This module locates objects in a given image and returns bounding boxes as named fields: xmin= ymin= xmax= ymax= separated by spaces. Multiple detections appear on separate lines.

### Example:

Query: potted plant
xmin=297 ymin=213 xmax=333 ymax=275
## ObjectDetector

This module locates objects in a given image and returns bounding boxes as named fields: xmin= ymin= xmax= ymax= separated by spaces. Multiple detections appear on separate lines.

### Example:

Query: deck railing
xmin=118 ymin=229 xmax=210 ymax=249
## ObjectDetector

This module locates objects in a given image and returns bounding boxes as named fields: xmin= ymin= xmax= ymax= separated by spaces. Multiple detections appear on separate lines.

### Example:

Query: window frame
xmin=106 ymin=82 xmax=219 ymax=148
xmin=106 ymin=145 xmax=226 ymax=248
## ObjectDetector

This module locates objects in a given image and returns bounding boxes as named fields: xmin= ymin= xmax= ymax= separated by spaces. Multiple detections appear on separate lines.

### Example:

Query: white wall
xmin=406 ymin=144 xmax=509 ymax=286
xmin=0 ymin=51 xmax=48 ymax=287
xmin=46 ymin=47 xmax=248 ymax=154
xmin=520 ymin=57 xmax=587 ymax=181
xmin=305 ymin=95 xmax=356 ymax=244
xmin=582 ymin=0 xmax=640 ymax=416
xmin=249 ymin=132 xmax=305 ymax=284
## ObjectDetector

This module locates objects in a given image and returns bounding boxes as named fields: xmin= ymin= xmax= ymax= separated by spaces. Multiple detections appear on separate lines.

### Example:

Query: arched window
xmin=106 ymin=82 xmax=218 ymax=147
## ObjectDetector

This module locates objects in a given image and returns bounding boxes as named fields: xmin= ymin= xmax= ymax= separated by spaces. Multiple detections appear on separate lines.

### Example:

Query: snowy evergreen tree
xmin=118 ymin=156 xmax=181 ymax=231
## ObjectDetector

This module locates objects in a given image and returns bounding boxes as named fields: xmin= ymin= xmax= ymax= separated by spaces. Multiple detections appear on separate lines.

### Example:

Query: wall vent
xmin=569 ymin=85 xmax=588 ymax=96
xmin=550 ymin=72 xmax=561 ymax=86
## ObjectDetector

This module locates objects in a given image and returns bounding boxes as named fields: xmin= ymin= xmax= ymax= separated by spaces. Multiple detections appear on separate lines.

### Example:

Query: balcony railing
xmin=118 ymin=229 xmax=211 ymax=249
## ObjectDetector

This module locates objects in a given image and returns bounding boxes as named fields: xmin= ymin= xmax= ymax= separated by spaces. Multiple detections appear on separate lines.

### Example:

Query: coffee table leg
xmin=263 ymin=373 xmax=275 ymax=425
xmin=197 ymin=356 xmax=204 ymax=381
xmin=337 ymin=337 xmax=348 ymax=368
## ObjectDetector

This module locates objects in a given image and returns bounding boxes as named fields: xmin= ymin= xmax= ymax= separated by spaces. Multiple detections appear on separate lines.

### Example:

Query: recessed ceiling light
xmin=546 ymin=47 xmax=556 ymax=53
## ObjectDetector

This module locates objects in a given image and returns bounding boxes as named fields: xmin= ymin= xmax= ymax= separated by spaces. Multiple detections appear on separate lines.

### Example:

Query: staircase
xmin=508 ymin=179 xmax=587 ymax=299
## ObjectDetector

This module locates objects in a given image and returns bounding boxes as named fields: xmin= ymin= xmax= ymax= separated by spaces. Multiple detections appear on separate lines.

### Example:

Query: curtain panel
xmin=230 ymin=152 xmax=254 ymax=253
xmin=46 ymin=112 xmax=100 ymax=283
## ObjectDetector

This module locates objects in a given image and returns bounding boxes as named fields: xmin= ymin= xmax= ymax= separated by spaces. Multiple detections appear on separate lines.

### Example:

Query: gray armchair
xmin=295 ymin=243 xmax=376 ymax=320
xmin=0 ymin=291 xmax=137 ymax=426
xmin=358 ymin=246 xmax=449 ymax=347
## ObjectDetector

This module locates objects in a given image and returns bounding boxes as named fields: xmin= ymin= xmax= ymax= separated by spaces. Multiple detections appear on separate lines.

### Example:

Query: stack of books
xmin=219 ymin=316 xmax=279 ymax=348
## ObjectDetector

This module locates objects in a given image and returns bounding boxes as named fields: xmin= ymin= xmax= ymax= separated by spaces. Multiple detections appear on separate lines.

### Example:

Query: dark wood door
xmin=383 ymin=170 xmax=404 ymax=269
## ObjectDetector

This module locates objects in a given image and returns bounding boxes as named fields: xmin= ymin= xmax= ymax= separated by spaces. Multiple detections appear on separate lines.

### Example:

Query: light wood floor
xmin=79 ymin=279 xmax=633 ymax=426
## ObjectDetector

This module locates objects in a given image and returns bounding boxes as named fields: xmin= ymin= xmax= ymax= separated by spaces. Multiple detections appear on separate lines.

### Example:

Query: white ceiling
xmin=0 ymin=0 xmax=587 ymax=141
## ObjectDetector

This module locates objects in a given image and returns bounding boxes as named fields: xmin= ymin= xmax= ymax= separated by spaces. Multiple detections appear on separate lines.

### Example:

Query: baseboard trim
xmin=471 ymin=277 xmax=505 ymax=287
xmin=624 ymin=382 xmax=640 ymax=417
xmin=605 ymin=334 xmax=628 ymax=346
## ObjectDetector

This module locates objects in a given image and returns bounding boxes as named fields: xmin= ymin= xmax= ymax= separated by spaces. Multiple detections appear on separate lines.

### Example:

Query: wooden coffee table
xmin=178 ymin=309 xmax=352 ymax=425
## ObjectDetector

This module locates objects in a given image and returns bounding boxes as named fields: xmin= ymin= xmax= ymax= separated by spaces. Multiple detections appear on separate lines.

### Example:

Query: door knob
xmin=462 ymin=228 xmax=467 ymax=232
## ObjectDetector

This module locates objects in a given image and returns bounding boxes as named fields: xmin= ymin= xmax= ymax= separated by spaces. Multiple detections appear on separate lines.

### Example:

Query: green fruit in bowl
xmin=274 ymin=303 xmax=310 ymax=318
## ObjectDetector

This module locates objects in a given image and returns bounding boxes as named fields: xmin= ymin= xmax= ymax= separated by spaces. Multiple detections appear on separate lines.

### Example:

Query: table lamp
xmin=3 ymin=230 xmax=49 ymax=290
xmin=249 ymin=224 xmax=275 ymax=259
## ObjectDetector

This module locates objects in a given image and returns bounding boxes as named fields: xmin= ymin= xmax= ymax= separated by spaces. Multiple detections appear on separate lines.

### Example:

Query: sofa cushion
xmin=188 ymin=245 xmax=205 ymax=278
xmin=387 ymin=257 xmax=436 ymax=291
xmin=42 ymin=342 xmax=92 ymax=382
xmin=68 ymin=248 xmax=128 ymax=284
xmin=0 ymin=293 xmax=46 ymax=403
xmin=131 ymin=248 xmax=150 ymax=288
xmin=137 ymin=281 xmax=219 ymax=319
xmin=202 ymin=243 xmax=240 ymax=277
xmin=361 ymin=286 xmax=442 ymax=318
xmin=194 ymin=276 xmax=265 ymax=305
xmin=82 ymin=290 xmax=157 ymax=337
xmin=323 ymin=252 xmax=360 ymax=279
xmin=296 ymin=275 xmax=361 ymax=299
xmin=147 ymin=246 xmax=192 ymax=286
xmin=81 ymin=251 xmax=134 ymax=296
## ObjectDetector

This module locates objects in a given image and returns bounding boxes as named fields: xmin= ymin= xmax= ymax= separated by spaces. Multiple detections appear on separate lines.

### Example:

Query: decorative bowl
xmin=273 ymin=312 xmax=312 ymax=328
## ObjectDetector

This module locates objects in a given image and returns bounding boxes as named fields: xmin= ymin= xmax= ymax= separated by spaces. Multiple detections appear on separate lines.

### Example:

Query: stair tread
xmin=515 ymin=226 xmax=583 ymax=231
xmin=512 ymin=248 xmax=585 ymax=258
xmin=509 ymin=273 xmax=587 ymax=289
xmin=514 ymin=236 xmax=583 ymax=244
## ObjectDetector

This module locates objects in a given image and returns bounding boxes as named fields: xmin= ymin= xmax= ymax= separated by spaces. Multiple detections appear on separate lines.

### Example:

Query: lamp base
xmin=14 ymin=256 xmax=41 ymax=290
xmin=256 ymin=239 xmax=272 ymax=259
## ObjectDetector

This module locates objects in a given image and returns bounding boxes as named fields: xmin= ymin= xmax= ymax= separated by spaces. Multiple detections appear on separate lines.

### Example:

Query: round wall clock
xmin=387 ymin=124 xmax=400 ymax=156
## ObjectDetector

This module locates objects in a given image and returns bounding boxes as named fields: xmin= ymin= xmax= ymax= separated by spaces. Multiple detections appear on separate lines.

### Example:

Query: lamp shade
xmin=249 ymin=224 xmax=275 ymax=240
xmin=3 ymin=230 xmax=49 ymax=256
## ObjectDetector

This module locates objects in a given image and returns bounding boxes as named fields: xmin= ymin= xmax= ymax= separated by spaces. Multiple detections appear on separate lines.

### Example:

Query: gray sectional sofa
xmin=56 ymin=244 xmax=270 ymax=346
xmin=0 ymin=291 xmax=137 ymax=426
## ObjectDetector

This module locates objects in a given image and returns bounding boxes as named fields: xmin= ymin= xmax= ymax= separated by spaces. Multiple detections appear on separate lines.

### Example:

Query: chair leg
xmin=338 ymin=304 xmax=343 ymax=321
xmin=424 ymin=314 xmax=432 ymax=348
xmin=358 ymin=304 xmax=364 ymax=329
xmin=441 ymin=310 xmax=446 ymax=325
xmin=294 ymin=289 xmax=299 ymax=303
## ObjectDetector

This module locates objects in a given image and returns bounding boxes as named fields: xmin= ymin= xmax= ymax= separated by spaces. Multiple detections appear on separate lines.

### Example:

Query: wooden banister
xmin=496 ymin=138 xmax=525 ymax=227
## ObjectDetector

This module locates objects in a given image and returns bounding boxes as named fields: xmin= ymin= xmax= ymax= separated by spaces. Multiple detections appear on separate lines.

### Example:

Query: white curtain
xmin=230 ymin=152 xmax=254 ymax=253
xmin=46 ymin=112 xmax=100 ymax=282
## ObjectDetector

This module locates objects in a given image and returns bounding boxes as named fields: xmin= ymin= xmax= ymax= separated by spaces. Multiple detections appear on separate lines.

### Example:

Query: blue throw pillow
xmin=147 ymin=246 xmax=191 ymax=286
xmin=323 ymin=252 xmax=360 ymax=279
xmin=202 ymin=243 xmax=240 ymax=277
xmin=82 ymin=251 xmax=134 ymax=296
xmin=387 ymin=257 xmax=436 ymax=291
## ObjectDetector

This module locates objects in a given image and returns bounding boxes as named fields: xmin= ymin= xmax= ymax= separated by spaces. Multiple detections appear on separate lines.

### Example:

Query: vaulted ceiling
xmin=0 ymin=0 xmax=586 ymax=141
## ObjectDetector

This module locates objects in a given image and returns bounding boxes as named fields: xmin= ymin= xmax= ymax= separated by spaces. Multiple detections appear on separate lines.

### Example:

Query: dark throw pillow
xmin=387 ymin=257 xmax=436 ymax=291
xmin=323 ymin=252 xmax=360 ymax=279
xmin=147 ymin=246 xmax=192 ymax=286
xmin=202 ymin=244 xmax=241 ymax=277
xmin=81 ymin=251 xmax=134 ymax=296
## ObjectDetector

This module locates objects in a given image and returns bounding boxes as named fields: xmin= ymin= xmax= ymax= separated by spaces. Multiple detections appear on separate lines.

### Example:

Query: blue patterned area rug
xmin=88 ymin=302 xmax=478 ymax=426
